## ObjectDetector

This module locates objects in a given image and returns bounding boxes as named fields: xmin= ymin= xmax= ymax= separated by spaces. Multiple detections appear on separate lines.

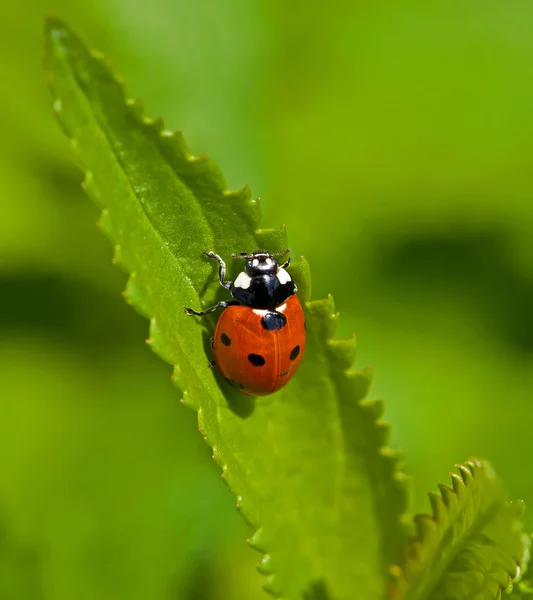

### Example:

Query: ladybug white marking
xmin=277 ymin=268 xmax=291 ymax=285
xmin=234 ymin=272 xmax=252 ymax=289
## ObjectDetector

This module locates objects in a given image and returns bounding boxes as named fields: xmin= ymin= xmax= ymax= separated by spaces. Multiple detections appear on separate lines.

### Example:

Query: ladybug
xmin=185 ymin=249 xmax=306 ymax=396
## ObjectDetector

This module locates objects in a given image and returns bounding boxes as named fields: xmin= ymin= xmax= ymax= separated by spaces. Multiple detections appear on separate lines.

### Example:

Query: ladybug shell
xmin=213 ymin=294 xmax=306 ymax=396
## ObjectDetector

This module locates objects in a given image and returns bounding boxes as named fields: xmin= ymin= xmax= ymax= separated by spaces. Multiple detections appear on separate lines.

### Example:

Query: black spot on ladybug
xmin=226 ymin=378 xmax=245 ymax=390
xmin=261 ymin=311 xmax=286 ymax=330
xmin=221 ymin=332 xmax=231 ymax=346
xmin=248 ymin=353 xmax=266 ymax=367
xmin=290 ymin=345 xmax=300 ymax=361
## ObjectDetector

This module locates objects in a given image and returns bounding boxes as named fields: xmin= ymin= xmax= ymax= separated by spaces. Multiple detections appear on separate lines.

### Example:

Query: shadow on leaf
xmin=302 ymin=580 xmax=332 ymax=600
xmin=201 ymin=330 xmax=256 ymax=419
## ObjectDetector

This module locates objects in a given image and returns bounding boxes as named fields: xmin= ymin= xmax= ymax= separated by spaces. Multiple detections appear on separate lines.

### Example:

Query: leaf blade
xmin=45 ymin=18 xmax=408 ymax=599
xmin=390 ymin=459 xmax=530 ymax=600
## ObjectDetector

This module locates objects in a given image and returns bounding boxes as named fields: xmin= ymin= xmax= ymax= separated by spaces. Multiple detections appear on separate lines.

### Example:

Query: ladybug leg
xmin=204 ymin=251 xmax=232 ymax=290
xmin=280 ymin=256 xmax=292 ymax=269
xmin=206 ymin=338 xmax=215 ymax=367
xmin=184 ymin=300 xmax=239 ymax=317
xmin=208 ymin=338 xmax=215 ymax=367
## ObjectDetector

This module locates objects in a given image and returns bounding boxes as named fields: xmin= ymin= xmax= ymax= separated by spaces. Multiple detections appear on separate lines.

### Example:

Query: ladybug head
xmin=244 ymin=250 xmax=278 ymax=277
xmin=232 ymin=249 xmax=290 ymax=277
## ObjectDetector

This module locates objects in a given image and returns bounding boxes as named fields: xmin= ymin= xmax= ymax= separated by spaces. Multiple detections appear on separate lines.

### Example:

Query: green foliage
xmin=45 ymin=18 xmax=408 ymax=600
xmin=510 ymin=553 xmax=533 ymax=598
xmin=391 ymin=460 xmax=530 ymax=600
xmin=44 ymin=17 xmax=531 ymax=600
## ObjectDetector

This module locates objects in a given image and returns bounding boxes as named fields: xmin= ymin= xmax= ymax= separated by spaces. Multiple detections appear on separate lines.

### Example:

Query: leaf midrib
xmin=50 ymin=22 xmax=270 ymax=538
xmin=49 ymin=31 xmax=231 ymax=417
xmin=56 ymin=31 xmax=226 ymax=356
xmin=59 ymin=31 xmax=239 ymax=299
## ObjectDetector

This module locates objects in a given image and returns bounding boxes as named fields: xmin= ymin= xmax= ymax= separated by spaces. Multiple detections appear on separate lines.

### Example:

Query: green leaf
xmin=390 ymin=459 xmax=530 ymax=600
xmin=509 ymin=548 xmax=533 ymax=598
xmin=45 ymin=18 xmax=408 ymax=599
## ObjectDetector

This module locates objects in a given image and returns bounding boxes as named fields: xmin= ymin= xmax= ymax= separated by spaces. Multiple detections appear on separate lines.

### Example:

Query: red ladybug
xmin=185 ymin=249 xmax=306 ymax=396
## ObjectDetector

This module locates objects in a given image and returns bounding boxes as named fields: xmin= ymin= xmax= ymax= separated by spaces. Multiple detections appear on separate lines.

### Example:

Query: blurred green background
xmin=2 ymin=1 xmax=533 ymax=598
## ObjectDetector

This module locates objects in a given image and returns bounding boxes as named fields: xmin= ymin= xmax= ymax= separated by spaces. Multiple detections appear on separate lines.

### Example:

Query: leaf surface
xmin=390 ymin=459 xmax=530 ymax=600
xmin=45 ymin=19 xmax=408 ymax=599
xmin=509 ymin=550 xmax=533 ymax=598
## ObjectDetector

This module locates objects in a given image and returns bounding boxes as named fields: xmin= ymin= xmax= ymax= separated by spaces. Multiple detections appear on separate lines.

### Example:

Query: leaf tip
xmin=44 ymin=15 xmax=68 ymax=37
xmin=437 ymin=483 xmax=455 ymax=507
xmin=449 ymin=472 xmax=465 ymax=496
xmin=456 ymin=463 xmax=474 ymax=485
xmin=111 ymin=244 xmax=122 ymax=265
xmin=413 ymin=513 xmax=437 ymax=539
xmin=327 ymin=336 xmax=358 ymax=370
xmin=257 ymin=554 xmax=274 ymax=575
xmin=52 ymin=98 xmax=62 ymax=114
xmin=263 ymin=574 xmax=282 ymax=598
xmin=178 ymin=389 xmax=194 ymax=409
xmin=247 ymin=528 xmax=267 ymax=553
xmin=81 ymin=170 xmax=93 ymax=191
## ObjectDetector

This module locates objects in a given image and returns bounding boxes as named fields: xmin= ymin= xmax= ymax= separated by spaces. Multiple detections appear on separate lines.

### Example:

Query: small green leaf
xmin=45 ymin=18 xmax=408 ymax=599
xmin=509 ymin=551 xmax=533 ymax=598
xmin=390 ymin=459 xmax=530 ymax=600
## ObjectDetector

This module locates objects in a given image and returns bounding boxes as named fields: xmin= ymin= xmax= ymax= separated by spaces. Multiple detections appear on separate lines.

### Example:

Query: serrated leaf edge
xmin=389 ymin=458 xmax=529 ymax=600
xmin=45 ymin=18 xmax=409 ymax=598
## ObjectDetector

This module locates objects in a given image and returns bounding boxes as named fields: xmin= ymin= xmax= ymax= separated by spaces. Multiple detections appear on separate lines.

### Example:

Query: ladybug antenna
xmin=271 ymin=248 xmax=290 ymax=258
xmin=231 ymin=248 xmax=290 ymax=259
